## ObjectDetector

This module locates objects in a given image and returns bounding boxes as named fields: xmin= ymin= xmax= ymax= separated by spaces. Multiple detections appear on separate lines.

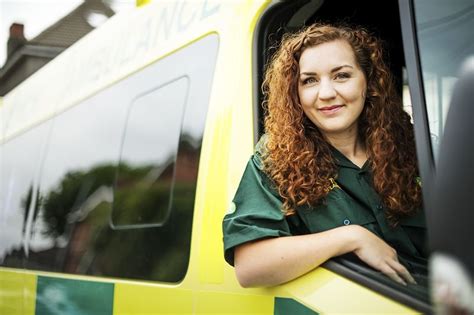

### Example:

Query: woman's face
xmin=297 ymin=40 xmax=367 ymax=138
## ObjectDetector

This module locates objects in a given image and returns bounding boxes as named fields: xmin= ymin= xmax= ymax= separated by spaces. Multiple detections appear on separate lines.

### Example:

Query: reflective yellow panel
xmin=199 ymin=110 xmax=232 ymax=284
xmin=114 ymin=283 xmax=193 ymax=315
xmin=196 ymin=291 xmax=274 ymax=315
xmin=280 ymin=268 xmax=418 ymax=314
xmin=0 ymin=269 xmax=36 ymax=315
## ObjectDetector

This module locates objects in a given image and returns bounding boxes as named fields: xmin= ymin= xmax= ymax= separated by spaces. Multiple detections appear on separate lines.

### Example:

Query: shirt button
xmin=376 ymin=204 xmax=383 ymax=210
xmin=343 ymin=219 xmax=351 ymax=225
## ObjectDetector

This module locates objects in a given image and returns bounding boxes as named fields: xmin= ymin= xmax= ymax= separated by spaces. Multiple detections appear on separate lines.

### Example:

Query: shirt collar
xmin=329 ymin=145 xmax=369 ymax=171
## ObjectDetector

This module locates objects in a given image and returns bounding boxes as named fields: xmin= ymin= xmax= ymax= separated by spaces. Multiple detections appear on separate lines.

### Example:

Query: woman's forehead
xmin=298 ymin=40 xmax=358 ymax=73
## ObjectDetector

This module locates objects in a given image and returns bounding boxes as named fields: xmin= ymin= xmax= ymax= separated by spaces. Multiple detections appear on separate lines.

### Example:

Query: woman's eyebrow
xmin=331 ymin=65 xmax=354 ymax=72
xmin=300 ymin=72 xmax=316 ymax=76
xmin=300 ymin=65 xmax=354 ymax=76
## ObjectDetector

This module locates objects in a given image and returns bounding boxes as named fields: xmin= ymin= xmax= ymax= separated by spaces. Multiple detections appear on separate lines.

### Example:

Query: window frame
xmin=399 ymin=0 xmax=436 ymax=202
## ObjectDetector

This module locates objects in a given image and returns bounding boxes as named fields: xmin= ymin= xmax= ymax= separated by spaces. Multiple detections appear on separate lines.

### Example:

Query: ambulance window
xmin=107 ymin=34 xmax=218 ymax=282
xmin=22 ymin=35 xmax=218 ymax=283
xmin=112 ymin=77 xmax=189 ymax=228
xmin=413 ymin=0 xmax=474 ymax=160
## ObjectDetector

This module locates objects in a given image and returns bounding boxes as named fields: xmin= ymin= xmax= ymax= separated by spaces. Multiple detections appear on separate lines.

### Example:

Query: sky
xmin=0 ymin=0 xmax=135 ymax=67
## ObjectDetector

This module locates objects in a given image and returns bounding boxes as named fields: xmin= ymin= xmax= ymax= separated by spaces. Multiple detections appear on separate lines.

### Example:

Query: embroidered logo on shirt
xmin=416 ymin=176 xmax=422 ymax=187
xmin=329 ymin=178 xmax=341 ymax=190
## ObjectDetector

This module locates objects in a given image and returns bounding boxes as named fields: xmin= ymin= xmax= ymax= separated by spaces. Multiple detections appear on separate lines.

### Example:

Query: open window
xmin=253 ymin=0 xmax=431 ymax=312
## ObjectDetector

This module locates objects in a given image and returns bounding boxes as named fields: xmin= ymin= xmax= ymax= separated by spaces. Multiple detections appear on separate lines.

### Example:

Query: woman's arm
xmin=234 ymin=225 xmax=415 ymax=287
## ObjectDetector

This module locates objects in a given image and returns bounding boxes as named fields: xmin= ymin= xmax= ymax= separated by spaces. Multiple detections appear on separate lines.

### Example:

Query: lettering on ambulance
xmin=155 ymin=0 xmax=221 ymax=41
xmin=53 ymin=50 xmax=82 ymax=112
xmin=177 ymin=2 xmax=197 ymax=32
xmin=17 ymin=0 xmax=221 ymax=128
xmin=117 ymin=1 xmax=221 ymax=77
xmin=120 ymin=0 xmax=220 ymax=66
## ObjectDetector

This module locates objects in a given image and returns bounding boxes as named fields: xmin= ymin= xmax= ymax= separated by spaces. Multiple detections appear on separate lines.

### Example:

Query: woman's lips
xmin=319 ymin=105 xmax=344 ymax=115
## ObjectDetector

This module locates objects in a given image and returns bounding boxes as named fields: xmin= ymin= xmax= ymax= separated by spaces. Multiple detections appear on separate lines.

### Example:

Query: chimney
xmin=7 ymin=23 xmax=27 ymax=58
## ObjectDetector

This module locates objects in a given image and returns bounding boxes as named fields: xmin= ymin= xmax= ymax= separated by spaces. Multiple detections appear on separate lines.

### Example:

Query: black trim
xmin=252 ymin=0 xmax=310 ymax=144
xmin=398 ymin=0 xmax=435 ymax=205
xmin=324 ymin=257 xmax=433 ymax=314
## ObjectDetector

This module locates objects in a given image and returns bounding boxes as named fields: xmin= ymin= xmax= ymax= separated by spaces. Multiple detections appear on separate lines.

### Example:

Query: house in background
xmin=0 ymin=0 xmax=114 ymax=96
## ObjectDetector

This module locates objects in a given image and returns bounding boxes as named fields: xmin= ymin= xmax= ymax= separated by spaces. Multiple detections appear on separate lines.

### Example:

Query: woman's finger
xmin=388 ymin=259 xmax=417 ymax=285
xmin=380 ymin=264 xmax=407 ymax=286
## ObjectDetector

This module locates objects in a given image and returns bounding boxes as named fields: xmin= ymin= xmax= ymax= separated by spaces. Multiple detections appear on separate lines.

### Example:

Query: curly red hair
xmin=262 ymin=24 xmax=422 ymax=224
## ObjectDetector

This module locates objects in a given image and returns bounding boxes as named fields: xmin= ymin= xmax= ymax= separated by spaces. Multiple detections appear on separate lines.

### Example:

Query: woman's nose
xmin=318 ymin=79 xmax=337 ymax=100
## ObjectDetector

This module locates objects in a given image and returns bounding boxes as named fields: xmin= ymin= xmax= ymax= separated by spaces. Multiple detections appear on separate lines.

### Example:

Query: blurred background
xmin=0 ymin=0 xmax=135 ymax=96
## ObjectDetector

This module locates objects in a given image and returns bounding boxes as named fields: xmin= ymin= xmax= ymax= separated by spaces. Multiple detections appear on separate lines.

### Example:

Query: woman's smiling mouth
xmin=319 ymin=105 xmax=344 ymax=115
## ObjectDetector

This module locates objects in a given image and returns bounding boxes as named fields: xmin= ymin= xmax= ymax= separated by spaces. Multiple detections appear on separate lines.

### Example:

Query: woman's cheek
xmin=300 ymin=90 xmax=316 ymax=108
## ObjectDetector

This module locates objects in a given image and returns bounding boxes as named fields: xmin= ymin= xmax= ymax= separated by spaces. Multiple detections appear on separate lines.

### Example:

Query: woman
xmin=222 ymin=24 xmax=427 ymax=288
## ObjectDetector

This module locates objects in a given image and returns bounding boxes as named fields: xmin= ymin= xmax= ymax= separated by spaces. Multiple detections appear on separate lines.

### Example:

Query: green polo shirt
xmin=223 ymin=136 xmax=428 ymax=276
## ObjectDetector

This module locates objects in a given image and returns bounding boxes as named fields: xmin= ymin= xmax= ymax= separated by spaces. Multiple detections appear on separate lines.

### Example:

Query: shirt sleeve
xmin=222 ymin=138 xmax=291 ymax=266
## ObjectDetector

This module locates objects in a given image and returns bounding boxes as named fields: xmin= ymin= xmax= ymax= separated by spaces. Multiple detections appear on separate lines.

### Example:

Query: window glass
xmin=112 ymin=77 xmax=189 ymax=228
xmin=414 ymin=0 xmax=474 ymax=160
xmin=20 ymin=34 xmax=218 ymax=282
xmin=0 ymin=120 xmax=52 ymax=268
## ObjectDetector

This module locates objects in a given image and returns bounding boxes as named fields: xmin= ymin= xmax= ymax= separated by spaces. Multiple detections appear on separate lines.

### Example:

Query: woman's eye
xmin=302 ymin=77 xmax=317 ymax=85
xmin=334 ymin=72 xmax=351 ymax=80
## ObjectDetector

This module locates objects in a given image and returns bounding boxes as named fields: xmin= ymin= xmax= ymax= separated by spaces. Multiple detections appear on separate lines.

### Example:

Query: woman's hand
xmin=233 ymin=225 xmax=416 ymax=287
xmin=352 ymin=226 xmax=416 ymax=285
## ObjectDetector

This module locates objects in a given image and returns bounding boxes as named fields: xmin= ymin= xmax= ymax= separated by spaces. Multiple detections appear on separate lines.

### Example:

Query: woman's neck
xmin=325 ymin=132 xmax=367 ymax=168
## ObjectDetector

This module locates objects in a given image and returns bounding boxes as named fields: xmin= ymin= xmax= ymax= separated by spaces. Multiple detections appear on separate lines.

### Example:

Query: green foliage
xmin=41 ymin=164 xmax=117 ymax=237
xmin=34 ymin=157 xmax=197 ymax=282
